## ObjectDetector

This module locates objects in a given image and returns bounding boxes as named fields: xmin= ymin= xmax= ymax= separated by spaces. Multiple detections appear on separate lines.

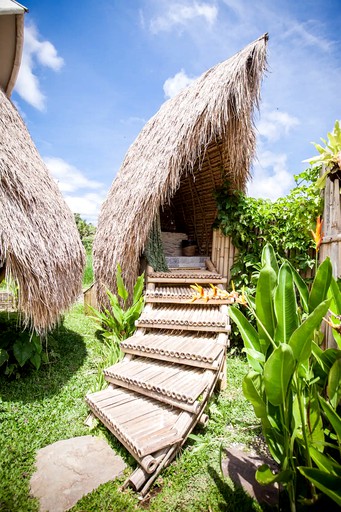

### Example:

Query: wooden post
xmin=319 ymin=175 xmax=341 ymax=348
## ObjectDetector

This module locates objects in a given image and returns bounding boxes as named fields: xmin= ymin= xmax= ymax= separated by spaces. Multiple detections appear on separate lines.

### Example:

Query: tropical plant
xmin=74 ymin=213 xmax=96 ymax=252
xmin=229 ymin=243 xmax=341 ymax=511
xmin=303 ymin=119 xmax=341 ymax=189
xmin=215 ymin=167 xmax=322 ymax=291
xmin=90 ymin=264 xmax=145 ymax=390
xmin=0 ymin=313 xmax=47 ymax=377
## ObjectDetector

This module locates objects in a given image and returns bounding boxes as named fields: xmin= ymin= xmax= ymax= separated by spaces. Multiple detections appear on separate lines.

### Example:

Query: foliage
xmin=229 ymin=243 xmax=341 ymax=511
xmin=74 ymin=213 xmax=96 ymax=252
xmin=303 ymin=120 xmax=341 ymax=189
xmin=0 ymin=313 xmax=48 ymax=377
xmin=90 ymin=264 xmax=145 ymax=390
xmin=83 ymin=252 xmax=94 ymax=288
xmin=215 ymin=168 xmax=322 ymax=291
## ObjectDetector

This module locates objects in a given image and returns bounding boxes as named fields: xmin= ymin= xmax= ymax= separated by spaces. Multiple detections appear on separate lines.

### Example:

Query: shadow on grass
xmin=0 ymin=314 xmax=87 ymax=403
xmin=208 ymin=445 xmax=279 ymax=511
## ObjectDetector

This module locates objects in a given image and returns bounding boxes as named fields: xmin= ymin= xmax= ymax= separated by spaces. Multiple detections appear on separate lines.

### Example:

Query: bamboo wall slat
xmin=211 ymin=228 xmax=236 ymax=283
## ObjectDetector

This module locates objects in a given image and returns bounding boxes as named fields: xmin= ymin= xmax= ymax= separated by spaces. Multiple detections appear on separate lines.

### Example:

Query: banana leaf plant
xmin=229 ymin=244 xmax=341 ymax=511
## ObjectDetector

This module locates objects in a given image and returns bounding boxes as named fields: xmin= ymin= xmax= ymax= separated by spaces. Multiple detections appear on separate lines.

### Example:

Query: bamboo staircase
xmin=86 ymin=259 xmax=230 ymax=495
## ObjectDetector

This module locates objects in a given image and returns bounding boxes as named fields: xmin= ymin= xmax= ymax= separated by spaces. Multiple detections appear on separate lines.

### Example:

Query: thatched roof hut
xmin=93 ymin=34 xmax=268 ymax=302
xmin=0 ymin=88 xmax=85 ymax=332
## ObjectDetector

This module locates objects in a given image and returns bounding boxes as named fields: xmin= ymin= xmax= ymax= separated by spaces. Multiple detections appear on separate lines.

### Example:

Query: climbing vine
xmin=215 ymin=168 xmax=323 ymax=289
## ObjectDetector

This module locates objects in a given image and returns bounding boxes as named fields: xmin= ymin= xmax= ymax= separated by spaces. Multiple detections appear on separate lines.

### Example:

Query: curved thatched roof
xmin=0 ymin=89 xmax=85 ymax=332
xmin=93 ymin=34 xmax=268 ymax=302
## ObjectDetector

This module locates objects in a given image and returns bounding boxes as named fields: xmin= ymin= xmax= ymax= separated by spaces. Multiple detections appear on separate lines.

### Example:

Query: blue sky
xmin=12 ymin=0 xmax=341 ymax=224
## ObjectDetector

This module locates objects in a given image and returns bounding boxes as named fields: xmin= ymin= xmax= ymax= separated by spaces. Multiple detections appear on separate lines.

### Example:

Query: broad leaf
xmin=0 ymin=348 xmax=9 ymax=366
xmin=229 ymin=306 xmax=263 ymax=371
xmin=308 ymin=258 xmax=332 ymax=313
xmin=287 ymin=260 xmax=309 ymax=314
xmin=289 ymin=299 xmax=331 ymax=363
xmin=297 ymin=467 xmax=341 ymax=507
xmin=242 ymin=371 xmax=267 ymax=418
xmin=255 ymin=264 xmax=277 ymax=343
xmin=115 ymin=264 xmax=129 ymax=302
xmin=330 ymin=277 xmax=341 ymax=314
xmin=261 ymin=243 xmax=279 ymax=276
xmin=274 ymin=262 xmax=298 ymax=343
xmin=327 ymin=358 xmax=341 ymax=408
xmin=309 ymin=446 xmax=341 ymax=476
xmin=13 ymin=339 xmax=35 ymax=367
xmin=256 ymin=464 xmax=293 ymax=485
xmin=264 ymin=344 xmax=295 ymax=406
xmin=319 ymin=395 xmax=341 ymax=441
xmin=30 ymin=352 xmax=41 ymax=370
xmin=133 ymin=273 xmax=145 ymax=304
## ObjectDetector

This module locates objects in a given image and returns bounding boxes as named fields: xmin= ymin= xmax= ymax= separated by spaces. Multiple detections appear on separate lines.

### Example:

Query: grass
xmin=83 ymin=251 xmax=94 ymax=288
xmin=0 ymin=305 xmax=269 ymax=512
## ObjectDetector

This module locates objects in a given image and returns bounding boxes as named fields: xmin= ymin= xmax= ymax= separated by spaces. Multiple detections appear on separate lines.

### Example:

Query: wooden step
xmin=147 ymin=269 xmax=226 ymax=285
xmin=136 ymin=304 xmax=229 ymax=332
xmin=104 ymin=357 xmax=213 ymax=413
xmin=121 ymin=332 xmax=226 ymax=369
xmin=145 ymin=285 xmax=231 ymax=305
xmin=86 ymin=386 xmax=189 ymax=473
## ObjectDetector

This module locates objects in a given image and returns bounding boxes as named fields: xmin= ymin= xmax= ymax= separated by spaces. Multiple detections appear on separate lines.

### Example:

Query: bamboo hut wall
xmin=211 ymin=229 xmax=236 ymax=284
xmin=319 ymin=176 xmax=341 ymax=349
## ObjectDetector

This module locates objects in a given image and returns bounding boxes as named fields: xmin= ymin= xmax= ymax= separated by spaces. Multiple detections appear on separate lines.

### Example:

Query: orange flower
xmin=311 ymin=216 xmax=323 ymax=252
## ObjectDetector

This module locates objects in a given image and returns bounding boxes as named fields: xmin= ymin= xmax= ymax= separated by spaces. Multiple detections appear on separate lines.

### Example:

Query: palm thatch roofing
xmin=93 ymin=34 xmax=268 ymax=303
xmin=0 ymin=89 xmax=85 ymax=332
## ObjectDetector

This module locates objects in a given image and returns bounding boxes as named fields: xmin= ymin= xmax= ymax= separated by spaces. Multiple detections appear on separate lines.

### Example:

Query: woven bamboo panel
xmin=86 ymin=386 xmax=183 ymax=458
xmin=121 ymin=332 xmax=224 ymax=369
xmin=136 ymin=304 xmax=228 ymax=331
xmin=161 ymin=232 xmax=187 ymax=256
xmin=104 ymin=357 xmax=211 ymax=410
xmin=145 ymin=285 xmax=230 ymax=304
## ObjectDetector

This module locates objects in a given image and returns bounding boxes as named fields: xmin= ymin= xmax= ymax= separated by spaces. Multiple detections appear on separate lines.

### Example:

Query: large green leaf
xmin=242 ymin=371 xmax=267 ymax=418
xmin=330 ymin=277 xmax=341 ymax=314
xmin=133 ymin=273 xmax=145 ymax=304
xmin=264 ymin=344 xmax=295 ymax=406
xmin=255 ymin=264 xmax=277 ymax=343
xmin=308 ymin=258 xmax=332 ymax=313
xmin=229 ymin=306 xmax=263 ymax=371
xmin=13 ymin=338 xmax=35 ymax=367
xmin=312 ymin=344 xmax=341 ymax=385
xmin=274 ymin=262 xmax=298 ymax=343
xmin=319 ymin=395 xmax=341 ymax=441
xmin=256 ymin=464 xmax=293 ymax=485
xmin=115 ymin=264 xmax=129 ymax=302
xmin=0 ymin=348 xmax=9 ymax=366
xmin=287 ymin=260 xmax=309 ymax=314
xmin=261 ymin=243 xmax=279 ymax=276
xmin=289 ymin=299 xmax=331 ymax=363
xmin=309 ymin=446 xmax=341 ymax=476
xmin=297 ymin=467 xmax=341 ymax=506
xmin=327 ymin=358 xmax=341 ymax=408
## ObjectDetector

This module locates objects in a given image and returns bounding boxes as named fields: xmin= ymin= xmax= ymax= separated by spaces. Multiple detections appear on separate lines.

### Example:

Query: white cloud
xmin=150 ymin=2 xmax=218 ymax=33
xmin=163 ymin=69 xmax=196 ymax=98
xmin=63 ymin=193 xmax=106 ymax=225
xmin=44 ymin=157 xmax=103 ymax=193
xmin=44 ymin=157 xmax=106 ymax=223
xmin=257 ymin=110 xmax=300 ymax=142
xmin=15 ymin=24 xmax=64 ymax=110
xmin=248 ymin=151 xmax=294 ymax=201
xmin=282 ymin=22 xmax=331 ymax=52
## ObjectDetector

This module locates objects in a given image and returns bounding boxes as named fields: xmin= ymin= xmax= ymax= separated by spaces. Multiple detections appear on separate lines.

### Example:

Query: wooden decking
xmin=86 ymin=260 xmax=229 ymax=494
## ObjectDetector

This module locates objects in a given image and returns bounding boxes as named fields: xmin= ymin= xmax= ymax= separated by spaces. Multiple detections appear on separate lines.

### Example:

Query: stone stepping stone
xmin=30 ymin=435 xmax=126 ymax=511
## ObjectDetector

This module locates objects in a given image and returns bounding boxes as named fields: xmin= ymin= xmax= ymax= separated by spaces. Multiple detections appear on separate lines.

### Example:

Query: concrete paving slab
xmin=222 ymin=445 xmax=279 ymax=507
xmin=30 ymin=435 xmax=126 ymax=512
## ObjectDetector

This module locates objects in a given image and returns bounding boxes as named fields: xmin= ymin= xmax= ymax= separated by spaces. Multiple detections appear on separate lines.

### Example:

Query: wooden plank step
xmin=147 ymin=275 xmax=227 ymax=284
xmin=104 ymin=357 xmax=212 ymax=413
xmin=145 ymin=285 xmax=231 ymax=305
xmin=121 ymin=332 xmax=225 ymax=369
xmin=86 ymin=386 xmax=184 ymax=459
xmin=136 ymin=304 xmax=228 ymax=332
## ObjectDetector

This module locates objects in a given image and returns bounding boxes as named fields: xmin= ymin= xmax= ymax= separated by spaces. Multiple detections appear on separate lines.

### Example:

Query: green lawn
xmin=0 ymin=304 xmax=267 ymax=512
